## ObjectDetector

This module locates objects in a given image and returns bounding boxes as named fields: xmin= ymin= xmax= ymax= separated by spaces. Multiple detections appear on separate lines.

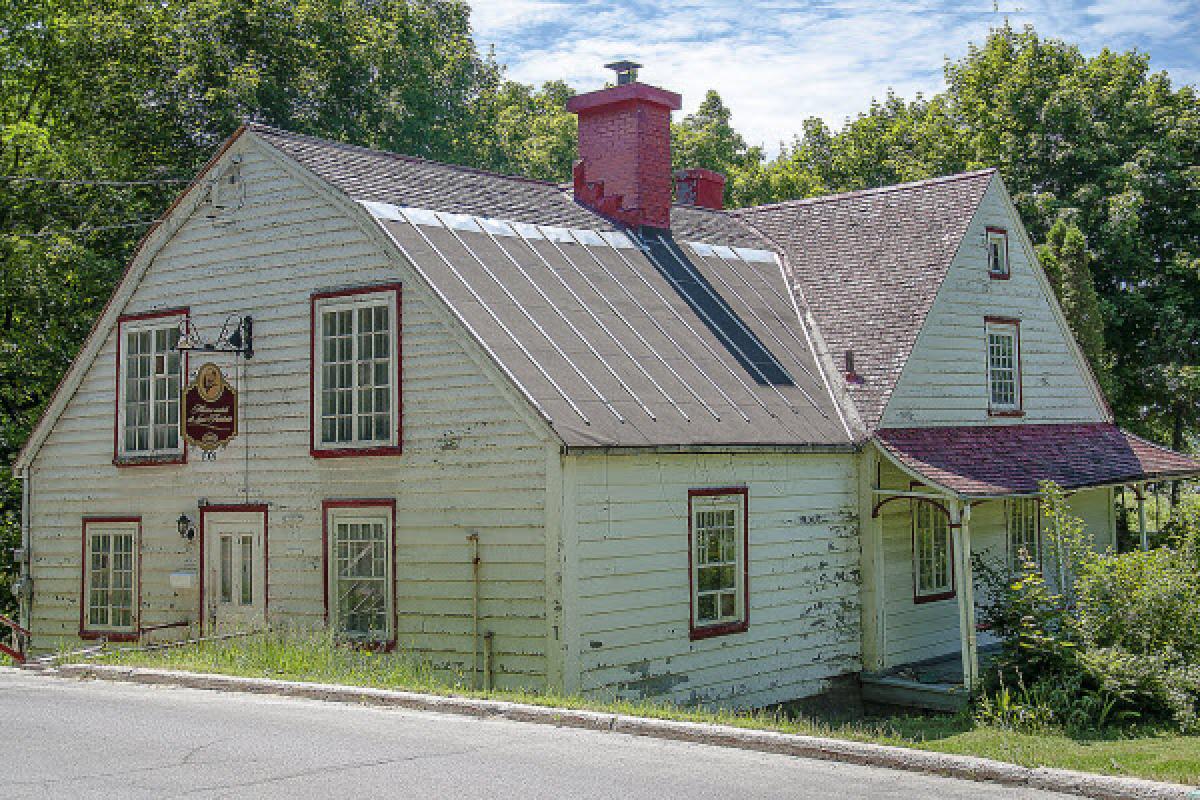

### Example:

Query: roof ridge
xmin=245 ymin=122 xmax=570 ymax=190
xmin=733 ymin=168 xmax=998 ymax=213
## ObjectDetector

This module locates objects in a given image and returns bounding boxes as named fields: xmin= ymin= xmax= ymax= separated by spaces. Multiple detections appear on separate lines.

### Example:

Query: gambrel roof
xmin=733 ymin=170 xmax=997 ymax=429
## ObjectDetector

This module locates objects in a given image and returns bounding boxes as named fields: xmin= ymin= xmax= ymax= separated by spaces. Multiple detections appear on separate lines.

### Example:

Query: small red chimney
xmin=566 ymin=61 xmax=682 ymax=229
xmin=673 ymin=168 xmax=726 ymax=210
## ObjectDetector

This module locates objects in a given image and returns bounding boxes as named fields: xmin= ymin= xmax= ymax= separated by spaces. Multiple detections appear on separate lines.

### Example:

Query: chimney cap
xmin=604 ymin=60 xmax=642 ymax=85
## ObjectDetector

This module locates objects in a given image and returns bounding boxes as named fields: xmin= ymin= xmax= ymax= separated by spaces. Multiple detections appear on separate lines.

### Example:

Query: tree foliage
xmin=711 ymin=24 xmax=1200 ymax=450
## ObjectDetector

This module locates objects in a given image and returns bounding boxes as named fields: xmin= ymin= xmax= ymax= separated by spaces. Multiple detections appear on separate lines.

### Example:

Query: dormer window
xmin=987 ymin=227 xmax=1009 ymax=279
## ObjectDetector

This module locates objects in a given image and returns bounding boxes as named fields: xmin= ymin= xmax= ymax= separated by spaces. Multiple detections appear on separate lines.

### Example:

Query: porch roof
xmin=875 ymin=423 xmax=1200 ymax=497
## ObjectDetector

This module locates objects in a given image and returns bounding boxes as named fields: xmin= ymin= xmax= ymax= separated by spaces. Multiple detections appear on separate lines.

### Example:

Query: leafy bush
xmin=976 ymin=482 xmax=1200 ymax=733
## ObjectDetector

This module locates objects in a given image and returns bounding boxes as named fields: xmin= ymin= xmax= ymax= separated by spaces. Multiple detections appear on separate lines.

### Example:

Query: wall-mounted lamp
xmin=177 ymin=513 xmax=196 ymax=542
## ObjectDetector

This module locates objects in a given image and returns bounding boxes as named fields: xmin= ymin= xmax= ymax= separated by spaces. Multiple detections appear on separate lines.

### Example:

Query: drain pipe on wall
xmin=18 ymin=467 xmax=32 ymax=637
xmin=467 ymin=532 xmax=480 ymax=689
xmin=483 ymin=631 xmax=494 ymax=692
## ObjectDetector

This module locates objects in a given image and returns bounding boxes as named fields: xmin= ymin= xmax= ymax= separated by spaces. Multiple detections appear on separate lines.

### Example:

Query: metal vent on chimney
xmin=604 ymin=60 xmax=641 ymax=85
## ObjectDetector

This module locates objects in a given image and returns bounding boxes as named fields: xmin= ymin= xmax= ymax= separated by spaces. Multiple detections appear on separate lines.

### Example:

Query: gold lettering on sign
xmin=181 ymin=363 xmax=239 ymax=451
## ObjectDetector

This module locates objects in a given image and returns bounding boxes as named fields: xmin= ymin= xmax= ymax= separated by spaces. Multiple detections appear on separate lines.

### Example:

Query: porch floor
xmin=860 ymin=646 xmax=1000 ymax=712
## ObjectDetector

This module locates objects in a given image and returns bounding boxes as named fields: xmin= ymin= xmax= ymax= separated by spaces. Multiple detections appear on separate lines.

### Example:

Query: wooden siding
xmin=25 ymin=137 xmax=558 ymax=690
xmin=881 ymin=179 xmax=1107 ymax=427
xmin=563 ymin=452 xmax=861 ymax=709
xmin=875 ymin=461 xmax=1116 ymax=669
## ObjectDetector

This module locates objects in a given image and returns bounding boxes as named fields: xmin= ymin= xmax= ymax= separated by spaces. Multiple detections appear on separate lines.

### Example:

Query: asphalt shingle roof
xmin=733 ymin=170 xmax=997 ymax=430
xmin=876 ymin=423 xmax=1200 ymax=496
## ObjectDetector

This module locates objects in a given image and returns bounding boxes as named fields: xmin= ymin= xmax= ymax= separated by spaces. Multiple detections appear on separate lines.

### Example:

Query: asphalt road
xmin=1 ymin=669 xmax=1076 ymax=800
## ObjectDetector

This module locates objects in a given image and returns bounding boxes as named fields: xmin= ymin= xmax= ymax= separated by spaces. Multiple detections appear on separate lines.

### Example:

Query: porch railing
xmin=0 ymin=614 xmax=29 ymax=664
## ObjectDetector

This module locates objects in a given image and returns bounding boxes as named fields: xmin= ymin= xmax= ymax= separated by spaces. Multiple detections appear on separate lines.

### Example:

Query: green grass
xmin=87 ymin=631 xmax=1200 ymax=786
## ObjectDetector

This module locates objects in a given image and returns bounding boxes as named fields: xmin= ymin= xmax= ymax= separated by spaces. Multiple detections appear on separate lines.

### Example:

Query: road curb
xmin=49 ymin=663 xmax=1197 ymax=800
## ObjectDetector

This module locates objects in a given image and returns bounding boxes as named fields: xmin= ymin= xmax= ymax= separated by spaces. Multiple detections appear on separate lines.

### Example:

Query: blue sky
xmin=467 ymin=0 xmax=1199 ymax=154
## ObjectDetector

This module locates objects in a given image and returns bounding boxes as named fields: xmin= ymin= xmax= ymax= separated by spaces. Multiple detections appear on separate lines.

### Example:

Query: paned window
xmin=312 ymin=287 xmax=400 ymax=454
xmin=986 ymin=319 xmax=1022 ymax=413
xmin=689 ymin=489 xmax=747 ymax=638
xmin=82 ymin=519 xmax=138 ymax=634
xmin=913 ymin=501 xmax=953 ymax=600
xmin=1008 ymin=498 xmax=1041 ymax=571
xmin=118 ymin=313 xmax=184 ymax=460
xmin=987 ymin=228 xmax=1010 ymax=278
xmin=326 ymin=503 xmax=393 ymax=642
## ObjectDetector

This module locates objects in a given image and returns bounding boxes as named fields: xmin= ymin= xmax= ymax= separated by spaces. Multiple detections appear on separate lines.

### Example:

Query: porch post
xmin=951 ymin=499 xmax=978 ymax=688
xmin=1137 ymin=484 xmax=1148 ymax=551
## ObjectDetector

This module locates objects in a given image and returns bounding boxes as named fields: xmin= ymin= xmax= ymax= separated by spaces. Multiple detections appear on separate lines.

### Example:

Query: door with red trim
xmin=205 ymin=511 xmax=266 ymax=631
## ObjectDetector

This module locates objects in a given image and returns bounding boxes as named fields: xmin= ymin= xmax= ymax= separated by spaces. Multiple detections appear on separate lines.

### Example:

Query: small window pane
xmin=220 ymin=535 xmax=233 ymax=603
xmin=240 ymin=535 xmax=254 ymax=606
xmin=914 ymin=502 xmax=952 ymax=597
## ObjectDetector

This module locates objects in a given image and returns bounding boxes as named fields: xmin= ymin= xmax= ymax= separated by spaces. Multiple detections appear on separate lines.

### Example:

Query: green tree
xmin=1039 ymin=220 xmax=1110 ymax=392
xmin=0 ymin=0 xmax=505 ymax=614
xmin=475 ymin=80 xmax=577 ymax=182
xmin=723 ymin=23 xmax=1200 ymax=454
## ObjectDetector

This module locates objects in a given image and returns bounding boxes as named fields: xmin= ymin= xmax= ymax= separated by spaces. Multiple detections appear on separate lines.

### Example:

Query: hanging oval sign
xmin=181 ymin=362 xmax=238 ymax=451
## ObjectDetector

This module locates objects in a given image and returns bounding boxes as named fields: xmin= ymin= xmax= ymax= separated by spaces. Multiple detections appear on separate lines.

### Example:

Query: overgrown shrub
xmin=976 ymin=482 xmax=1200 ymax=733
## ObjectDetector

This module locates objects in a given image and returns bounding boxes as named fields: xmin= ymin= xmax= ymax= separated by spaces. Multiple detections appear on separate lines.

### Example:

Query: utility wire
xmin=4 ymin=219 xmax=160 ymax=239
xmin=0 ymin=176 xmax=191 ymax=187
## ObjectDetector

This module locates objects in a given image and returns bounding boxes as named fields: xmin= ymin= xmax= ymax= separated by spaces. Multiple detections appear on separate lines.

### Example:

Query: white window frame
xmin=117 ymin=312 xmax=185 ymax=461
xmin=1007 ymin=498 xmax=1042 ymax=572
xmin=987 ymin=228 xmax=1010 ymax=278
xmin=689 ymin=490 xmax=748 ymax=638
xmin=986 ymin=319 xmax=1022 ymax=413
xmin=82 ymin=519 xmax=139 ymax=635
xmin=312 ymin=288 xmax=400 ymax=453
xmin=325 ymin=504 xmax=394 ymax=643
xmin=913 ymin=500 xmax=953 ymax=601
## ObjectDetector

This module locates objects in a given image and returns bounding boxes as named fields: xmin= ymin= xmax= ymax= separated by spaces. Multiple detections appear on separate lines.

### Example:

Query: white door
xmin=205 ymin=512 xmax=266 ymax=631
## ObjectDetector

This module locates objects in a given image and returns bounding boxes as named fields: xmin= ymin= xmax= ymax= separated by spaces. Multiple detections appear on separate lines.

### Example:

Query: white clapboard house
xmin=11 ymin=65 xmax=1200 ymax=708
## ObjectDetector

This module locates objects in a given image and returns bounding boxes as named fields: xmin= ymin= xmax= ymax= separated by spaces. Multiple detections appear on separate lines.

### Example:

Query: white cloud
xmin=468 ymin=0 xmax=1200 ymax=154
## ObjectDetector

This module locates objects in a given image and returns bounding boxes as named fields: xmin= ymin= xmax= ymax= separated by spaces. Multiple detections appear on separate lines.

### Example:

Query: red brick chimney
xmin=673 ymin=168 xmax=726 ymax=210
xmin=566 ymin=61 xmax=682 ymax=229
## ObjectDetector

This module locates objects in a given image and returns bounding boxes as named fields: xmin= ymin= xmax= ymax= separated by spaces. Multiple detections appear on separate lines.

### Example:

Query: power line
xmin=0 ymin=176 xmax=191 ymax=187
xmin=4 ymin=219 xmax=160 ymax=239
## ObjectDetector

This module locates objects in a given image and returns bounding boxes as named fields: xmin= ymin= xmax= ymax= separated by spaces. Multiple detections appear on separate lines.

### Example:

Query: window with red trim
xmin=311 ymin=286 xmax=401 ymax=456
xmin=323 ymin=500 xmax=395 ymax=645
xmin=116 ymin=310 xmax=186 ymax=464
xmin=81 ymin=518 xmax=139 ymax=638
xmin=987 ymin=228 xmax=1010 ymax=278
xmin=689 ymin=488 xmax=748 ymax=639
xmin=986 ymin=318 xmax=1022 ymax=415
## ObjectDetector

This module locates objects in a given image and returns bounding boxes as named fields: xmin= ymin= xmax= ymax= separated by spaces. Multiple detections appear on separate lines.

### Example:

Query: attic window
xmin=986 ymin=317 xmax=1023 ymax=416
xmin=986 ymin=228 xmax=1009 ymax=279
xmin=208 ymin=161 xmax=244 ymax=218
